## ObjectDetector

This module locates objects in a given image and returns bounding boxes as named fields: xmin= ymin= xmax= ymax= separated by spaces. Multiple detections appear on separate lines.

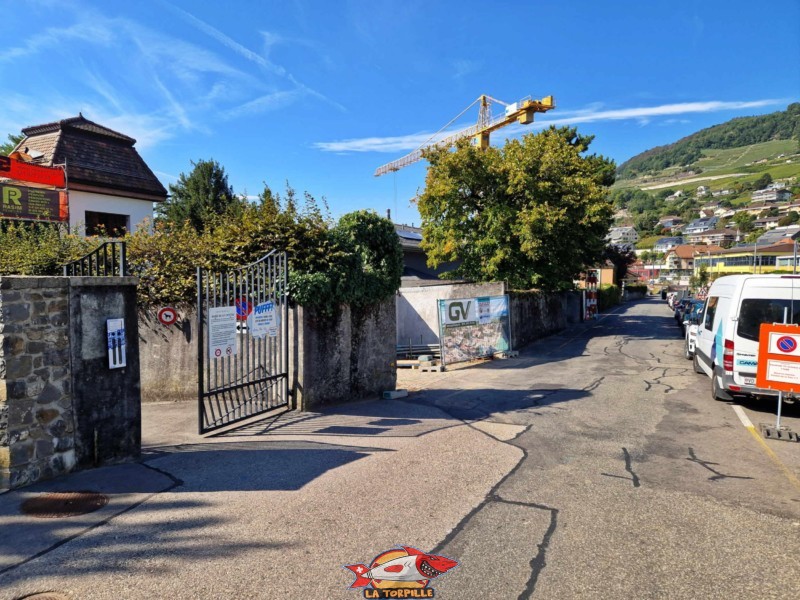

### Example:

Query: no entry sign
xmin=157 ymin=307 xmax=178 ymax=326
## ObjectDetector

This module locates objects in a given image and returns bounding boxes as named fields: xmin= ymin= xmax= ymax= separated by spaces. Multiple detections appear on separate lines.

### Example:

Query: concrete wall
xmin=0 ymin=276 xmax=140 ymax=491
xmin=291 ymin=298 xmax=397 ymax=411
xmin=69 ymin=279 xmax=141 ymax=469
xmin=397 ymin=282 xmax=506 ymax=346
xmin=139 ymin=300 xmax=397 ymax=412
xmin=509 ymin=291 xmax=583 ymax=350
xmin=139 ymin=309 xmax=196 ymax=402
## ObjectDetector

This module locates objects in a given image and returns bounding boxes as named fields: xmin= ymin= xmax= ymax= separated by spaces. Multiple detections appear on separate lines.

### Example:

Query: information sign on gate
xmin=208 ymin=306 xmax=238 ymax=359
xmin=756 ymin=323 xmax=800 ymax=392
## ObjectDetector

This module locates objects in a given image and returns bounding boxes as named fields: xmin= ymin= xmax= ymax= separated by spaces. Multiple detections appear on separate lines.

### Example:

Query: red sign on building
xmin=0 ymin=156 xmax=66 ymax=188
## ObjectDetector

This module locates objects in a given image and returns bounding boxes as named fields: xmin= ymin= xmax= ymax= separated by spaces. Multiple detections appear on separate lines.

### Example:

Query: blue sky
xmin=3 ymin=0 xmax=799 ymax=225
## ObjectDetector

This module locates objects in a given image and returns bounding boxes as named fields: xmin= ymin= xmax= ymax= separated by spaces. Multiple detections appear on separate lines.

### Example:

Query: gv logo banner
xmin=443 ymin=298 xmax=477 ymax=325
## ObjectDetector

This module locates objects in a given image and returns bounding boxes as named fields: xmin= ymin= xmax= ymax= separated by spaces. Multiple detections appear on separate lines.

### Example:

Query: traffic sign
xmin=157 ymin=307 xmax=178 ymax=326
xmin=756 ymin=324 xmax=800 ymax=393
xmin=234 ymin=297 xmax=252 ymax=321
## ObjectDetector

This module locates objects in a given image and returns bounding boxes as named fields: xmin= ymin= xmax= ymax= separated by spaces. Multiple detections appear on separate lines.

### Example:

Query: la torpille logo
xmin=344 ymin=546 xmax=458 ymax=598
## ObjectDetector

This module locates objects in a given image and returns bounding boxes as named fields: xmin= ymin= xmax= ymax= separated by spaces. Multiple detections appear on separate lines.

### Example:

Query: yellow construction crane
xmin=374 ymin=94 xmax=555 ymax=177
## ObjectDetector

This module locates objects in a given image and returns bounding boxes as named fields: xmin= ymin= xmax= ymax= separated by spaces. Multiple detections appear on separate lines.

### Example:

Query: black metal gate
xmin=197 ymin=251 xmax=289 ymax=434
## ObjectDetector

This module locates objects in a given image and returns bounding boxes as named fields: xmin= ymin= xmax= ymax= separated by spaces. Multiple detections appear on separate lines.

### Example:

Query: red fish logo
xmin=345 ymin=546 xmax=458 ymax=597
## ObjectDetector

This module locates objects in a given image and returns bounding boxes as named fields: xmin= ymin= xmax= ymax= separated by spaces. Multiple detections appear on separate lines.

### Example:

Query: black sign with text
xmin=0 ymin=182 xmax=65 ymax=222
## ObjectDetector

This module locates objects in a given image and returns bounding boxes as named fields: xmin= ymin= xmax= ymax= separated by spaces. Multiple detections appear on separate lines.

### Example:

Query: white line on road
xmin=731 ymin=404 xmax=754 ymax=428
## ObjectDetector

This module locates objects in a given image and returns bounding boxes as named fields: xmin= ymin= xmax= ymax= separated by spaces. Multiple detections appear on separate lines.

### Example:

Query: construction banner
xmin=437 ymin=295 xmax=511 ymax=366
xmin=0 ymin=182 xmax=67 ymax=223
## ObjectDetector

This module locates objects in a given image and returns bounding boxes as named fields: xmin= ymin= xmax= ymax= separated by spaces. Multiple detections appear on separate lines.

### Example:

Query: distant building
xmin=752 ymin=188 xmax=792 ymax=203
xmin=697 ymin=185 xmax=710 ymax=196
xmin=695 ymin=241 xmax=796 ymax=274
xmin=394 ymin=224 xmax=459 ymax=285
xmin=653 ymin=236 xmax=684 ymax=252
xmin=683 ymin=216 xmax=719 ymax=235
xmin=711 ymin=189 xmax=733 ymax=197
xmin=8 ymin=114 xmax=167 ymax=235
xmin=685 ymin=228 xmax=737 ymax=246
xmin=754 ymin=216 xmax=782 ymax=230
xmin=755 ymin=225 xmax=800 ymax=247
xmin=657 ymin=216 xmax=683 ymax=229
xmin=665 ymin=244 xmax=722 ymax=278
xmin=607 ymin=226 xmax=639 ymax=245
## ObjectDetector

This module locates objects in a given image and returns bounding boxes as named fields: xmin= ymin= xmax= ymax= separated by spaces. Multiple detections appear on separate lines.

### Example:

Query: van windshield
xmin=737 ymin=299 xmax=800 ymax=341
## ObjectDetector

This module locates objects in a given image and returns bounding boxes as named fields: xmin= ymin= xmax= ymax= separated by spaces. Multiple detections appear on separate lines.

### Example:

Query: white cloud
xmin=314 ymin=99 xmax=787 ymax=153
xmin=0 ymin=21 xmax=114 ymax=62
xmin=225 ymin=90 xmax=304 ymax=119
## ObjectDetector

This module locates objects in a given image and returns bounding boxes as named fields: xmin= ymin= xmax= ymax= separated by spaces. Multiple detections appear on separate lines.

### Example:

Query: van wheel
xmin=684 ymin=338 xmax=692 ymax=360
xmin=693 ymin=352 xmax=704 ymax=374
xmin=711 ymin=372 xmax=731 ymax=402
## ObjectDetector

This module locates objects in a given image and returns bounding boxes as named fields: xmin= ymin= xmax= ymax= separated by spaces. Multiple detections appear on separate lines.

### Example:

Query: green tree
xmin=156 ymin=159 xmax=243 ymax=231
xmin=603 ymin=245 xmax=636 ymax=285
xmin=778 ymin=211 xmax=800 ymax=227
xmin=753 ymin=172 xmax=773 ymax=191
xmin=417 ymin=127 xmax=615 ymax=290
xmin=732 ymin=211 xmax=755 ymax=233
xmin=0 ymin=133 xmax=23 ymax=156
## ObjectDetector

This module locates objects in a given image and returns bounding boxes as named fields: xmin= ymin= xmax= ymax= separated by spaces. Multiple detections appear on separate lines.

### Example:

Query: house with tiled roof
xmin=8 ymin=114 xmax=166 ymax=235
xmin=664 ymin=244 xmax=722 ymax=279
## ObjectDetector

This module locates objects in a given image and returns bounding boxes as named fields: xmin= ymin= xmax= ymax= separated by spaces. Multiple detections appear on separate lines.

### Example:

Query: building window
xmin=85 ymin=211 xmax=129 ymax=237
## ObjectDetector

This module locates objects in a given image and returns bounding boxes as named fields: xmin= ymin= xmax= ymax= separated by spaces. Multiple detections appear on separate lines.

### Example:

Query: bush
xmin=598 ymin=284 xmax=621 ymax=310
xmin=625 ymin=283 xmax=648 ymax=295
xmin=0 ymin=222 xmax=94 ymax=275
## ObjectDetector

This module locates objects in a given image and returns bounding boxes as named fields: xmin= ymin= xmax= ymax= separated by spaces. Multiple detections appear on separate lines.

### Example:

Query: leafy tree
xmin=0 ymin=133 xmax=23 ymax=156
xmin=603 ymin=245 xmax=637 ymax=285
xmin=745 ymin=229 xmax=764 ymax=244
xmin=778 ymin=211 xmax=800 ymax=227
xmin=732 ymin=211 xmax=755 ymax=233
xmin=753 ymin=172 xmax=773 ymax=190
xmin=156 ymin=159 xmax=243 ymax=231
xmin=417 ymin=127 xmax=615 ymax=290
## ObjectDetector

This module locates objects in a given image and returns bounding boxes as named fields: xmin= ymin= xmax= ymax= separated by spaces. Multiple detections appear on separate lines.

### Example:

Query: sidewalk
xmin=0 ymin=391 xmax=522 ymax=599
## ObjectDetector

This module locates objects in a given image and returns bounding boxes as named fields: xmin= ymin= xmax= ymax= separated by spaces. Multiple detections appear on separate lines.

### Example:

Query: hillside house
xmin=683 ymin=216 xmax=719 ymax=235
xmin=752 ymin=188 xmax=792 ymax=203
xmin=607 ymin=226 xmax=639 ymax=245
xmin=684 ymin=228 xmax=737 ymax=246
xmin=8 ymin=114 xmax=167 ymax=235
xmin=665 ymin=244 xmax=722 ymax=279
xmin=653 ymin=236 xmax=684 ymax=252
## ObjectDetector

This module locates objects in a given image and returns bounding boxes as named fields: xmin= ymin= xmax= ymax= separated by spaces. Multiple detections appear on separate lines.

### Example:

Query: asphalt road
xmin=0 ymin=297 xmax=798 ymax=599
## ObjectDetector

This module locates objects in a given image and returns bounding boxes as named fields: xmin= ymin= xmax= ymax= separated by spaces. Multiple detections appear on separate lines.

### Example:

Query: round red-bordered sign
xmin=157 ymin=307 xmax=178 ymax=326
xmin=234 ymin=298 xmax=253 ymax=321
xmin=777 ymin=335 xmax=797 ymax=353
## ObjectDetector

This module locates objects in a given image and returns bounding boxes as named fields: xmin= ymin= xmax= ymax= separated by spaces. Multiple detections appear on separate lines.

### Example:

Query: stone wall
xmin=0 ymin=276 xmax=140 ymax=491
xmin=509 ymin=290 xmax=583 ymax=350
xmin=0 ymin=278 xmax=73 ymax=490
xmin=291 ymin=298 xmax=397 ymax=410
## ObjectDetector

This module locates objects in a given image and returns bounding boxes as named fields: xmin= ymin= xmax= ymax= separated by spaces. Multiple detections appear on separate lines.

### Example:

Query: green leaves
xmin=156 ymin=159 xmax=244 ymax=232
xmin=418 ymin=127 xmax=615 ymax=290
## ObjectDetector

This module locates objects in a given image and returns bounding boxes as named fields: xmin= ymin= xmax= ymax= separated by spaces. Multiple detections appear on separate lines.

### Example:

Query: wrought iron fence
xmin=63 ymin=241 xmax=127 ymax=277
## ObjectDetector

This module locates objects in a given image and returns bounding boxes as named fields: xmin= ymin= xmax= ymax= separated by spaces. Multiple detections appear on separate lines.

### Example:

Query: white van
xmin=694 ymin=274 xmax=800 ymax=401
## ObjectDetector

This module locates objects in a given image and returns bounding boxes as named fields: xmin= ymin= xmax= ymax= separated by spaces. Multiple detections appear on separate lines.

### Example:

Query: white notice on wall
xmin=247 ymin=301 xmax=280 ymax=339
xmin=208 ymin=306 xmax=238 ymax=359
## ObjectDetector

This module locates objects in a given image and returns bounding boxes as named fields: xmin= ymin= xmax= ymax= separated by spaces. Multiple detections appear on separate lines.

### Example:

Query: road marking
xmin=731 ymin=404 xmax=800 ymax=492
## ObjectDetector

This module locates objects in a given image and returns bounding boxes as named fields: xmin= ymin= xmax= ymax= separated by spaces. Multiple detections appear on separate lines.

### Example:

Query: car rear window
xmin=737 ymin=299 xmax=800 ymax=341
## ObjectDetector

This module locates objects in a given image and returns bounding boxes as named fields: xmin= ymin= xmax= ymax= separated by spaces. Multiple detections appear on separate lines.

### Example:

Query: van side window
xmin=704 ymin=297 xmax=718 ymax=331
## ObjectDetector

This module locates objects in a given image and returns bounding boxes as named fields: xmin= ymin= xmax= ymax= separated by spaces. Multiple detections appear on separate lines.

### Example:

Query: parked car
xmin=683 ymin=304 xmax=704 ymax=359
xmin=679 ymin=300 xmax=704 ymax=334
xmin=674 ymin=298 xmax=695 ymax=323
xmin=694 ymin=274 xmax=800 ymax=401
